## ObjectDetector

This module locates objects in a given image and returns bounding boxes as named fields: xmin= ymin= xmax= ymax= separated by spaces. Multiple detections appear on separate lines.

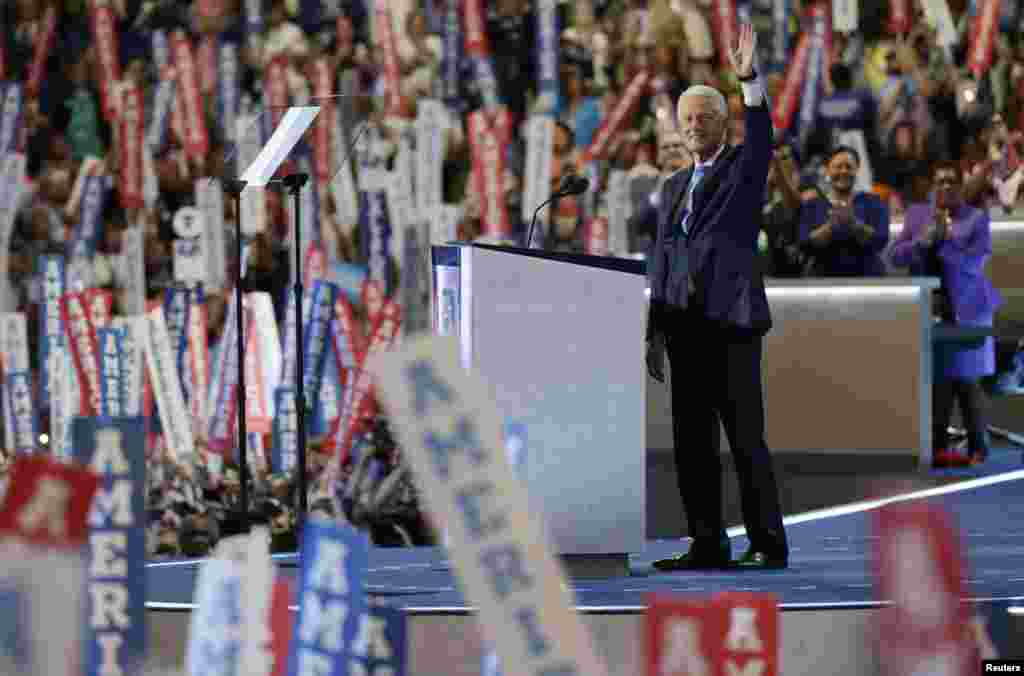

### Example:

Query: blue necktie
xmin=679 ymin=164 xmax=707 ymax=235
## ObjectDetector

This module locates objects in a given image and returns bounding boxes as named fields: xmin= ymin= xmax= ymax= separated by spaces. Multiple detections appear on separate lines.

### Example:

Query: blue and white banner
xmin=152 ymin=30 xmax=170 ymax=71
xmin=351 ymin=604 xmax=407 ymax=676
xmin=72 ymin=416 xmax=146 ymax=676
xmin=144 ymin=306 xmax=195 ymax=464
xmin=49 ymin=347 xmax=75 ymax=461
xmin=441 ymin=0 xmax=462 ymax=109
xmin=39 ymin=255 xmax=66 ymax=407
xmin=147 ymin=79 xmax=175 ymax=154
xmin=1 ymin=313 xmax=30 ymax=454
xmin=798 ymin=9 xmax=827 ymax=150
xmin=72 ymin=175 xmax=107 ymax=261
xmin=287 ymin=518 xmax=370 ymax=676
xmin=360 ymin=191 xmax=392 ymax=296
xmin=470 ymin=56 xmax=503 ymax=112
xmin=163 ymin=286 xmax=192 ymax=408
xmin=186 ymin=557 xmax=243 ymax=676
xmin=0 ymin=154 xmax=26 ymax=312
xmin=279 ymin=290 xmax=309 ymax=391
xmin=607 ymin=170 xmax=631 ymax=255
xmin=370 ymin=337 xmax=609 ymax=676
xmin=312 ymin=340 xmax=342 ymax=438
xmin=96 ymin=328 xmax=125 ymax=420
xmin=302 ymin=280 xmax=339 ymax=419
xmin=111 ymin=317 xmax=144 ymax=419
xmin=207 ymin=294 xmax=239 ymax=454
xmin=272 ymin=387 xmax=298 ymax=473
xmin=6 ymin=371 xmax=37 ymax=455
xmin=217 ymin=40 xmax=240 ymax=146
xmin=0 ymin=82 xmax=23 ymax=153
xmin=535 ymin=0 xmax=560 ymax=114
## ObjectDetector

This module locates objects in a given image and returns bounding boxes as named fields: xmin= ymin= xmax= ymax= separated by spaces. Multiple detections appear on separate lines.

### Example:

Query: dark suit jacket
xmin=647 ymin=104 xmax=774 ymax=339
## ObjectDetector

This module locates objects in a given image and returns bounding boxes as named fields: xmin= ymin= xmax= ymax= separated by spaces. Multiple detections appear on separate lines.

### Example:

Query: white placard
xmin=1 ymin=313 xmax=29 ymax=372
xmin=248 ymin=292 xmax=282 ymax=418
xmin=430 ymin=204 xmax=462 ymax=245
xmin=415 ymin=100 xmax=446 ymax=221
xmin=832 ymin=0 xmax=858 ymax=33
xmin=522 ymin=116 xmax=555 ymax=239
xmin=197 ymin=179 xmax=228 ymax=291
xmin=120 ymin=226 xmax=147 ymax=316
xmin=921 ymin=0 xmax=958 ymax=46
xmin=143 ymin=305 xmax=196 ymax=464
xmin=0 ymin=154 xmax=26 ymax=312
xmin=331 ymin=107 xmax=361 ymax=228
xmin=48 ymin=346 xmax=74 ymax=460
xmin=370 ymin=336 xmax=609 ymax=676
xmin=607 ymin=170 xmax=632 ymax=255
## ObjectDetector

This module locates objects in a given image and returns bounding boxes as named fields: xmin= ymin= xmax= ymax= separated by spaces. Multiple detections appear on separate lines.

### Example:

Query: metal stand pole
xmin=282 ymin=172 xmax=310 ymax=536
xmin=224 ymin=178 xmax=250 ymax=534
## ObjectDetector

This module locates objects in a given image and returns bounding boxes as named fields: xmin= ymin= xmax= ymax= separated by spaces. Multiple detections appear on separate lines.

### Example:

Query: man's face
xmin=677 ymin=95 xmax=726 ymax=160
xmin=826 ymin=151 xmax=859 ymax=193
xmin=933 ymin=168 xmax=961 ymax=209
xmin=658 ymin=133 xmax=687 ymax=171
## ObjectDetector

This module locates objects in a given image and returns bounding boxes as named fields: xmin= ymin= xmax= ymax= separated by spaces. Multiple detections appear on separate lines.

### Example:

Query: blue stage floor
xmin=147 ymin=450 xmax=1024 ymax=612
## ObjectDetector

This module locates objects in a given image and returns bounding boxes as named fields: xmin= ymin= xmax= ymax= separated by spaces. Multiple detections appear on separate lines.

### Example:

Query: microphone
xmin=527 ymin=173 xmax=591 ymax=249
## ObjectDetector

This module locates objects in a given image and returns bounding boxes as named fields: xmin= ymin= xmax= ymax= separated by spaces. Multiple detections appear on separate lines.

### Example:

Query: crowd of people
xmin=2 ymin=0 xmax=1024 ymax=556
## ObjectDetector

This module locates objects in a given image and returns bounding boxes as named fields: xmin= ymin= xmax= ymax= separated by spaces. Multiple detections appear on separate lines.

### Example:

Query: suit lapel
xmin=686 ymin=145 xmax=737 ymax=238
xmin=662 ymin=168 xmax=693 ymax=234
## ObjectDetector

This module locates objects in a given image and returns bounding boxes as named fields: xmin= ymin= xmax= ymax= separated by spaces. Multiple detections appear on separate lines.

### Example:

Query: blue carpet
xmin=147 ymin=461 xmax=1024 ymax=611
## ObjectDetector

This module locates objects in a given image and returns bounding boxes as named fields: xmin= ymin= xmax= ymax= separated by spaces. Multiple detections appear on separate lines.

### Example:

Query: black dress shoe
xmin=734 ymin=547 xmax=787 ymax=570
xmin=653 ymin=539 xmax=731 ymax=571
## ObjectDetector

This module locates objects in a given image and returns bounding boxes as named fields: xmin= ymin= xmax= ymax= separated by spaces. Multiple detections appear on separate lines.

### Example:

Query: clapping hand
xmin=728 ymin=23 xmax=758 ymax=80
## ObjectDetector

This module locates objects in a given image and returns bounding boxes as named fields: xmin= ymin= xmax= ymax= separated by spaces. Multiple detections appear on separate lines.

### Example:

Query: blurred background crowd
xmin=2 ymin=0 xmax=1024 ymax=557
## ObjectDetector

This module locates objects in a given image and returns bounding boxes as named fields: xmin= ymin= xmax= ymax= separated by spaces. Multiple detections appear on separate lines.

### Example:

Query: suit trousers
xmin=933 ymin=379 xmax=989 ymax=454
xmin=664 ymin=304 xmax=788 ymax=558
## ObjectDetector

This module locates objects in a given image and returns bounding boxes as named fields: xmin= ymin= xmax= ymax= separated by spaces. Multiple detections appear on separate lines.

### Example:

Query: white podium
xmin=432 ymin=243 xmax=647 ymax=576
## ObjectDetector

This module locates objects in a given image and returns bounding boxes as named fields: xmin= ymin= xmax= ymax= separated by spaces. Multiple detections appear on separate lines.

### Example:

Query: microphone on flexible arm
xmin=527 ymin=173 xmax=591 ymax=249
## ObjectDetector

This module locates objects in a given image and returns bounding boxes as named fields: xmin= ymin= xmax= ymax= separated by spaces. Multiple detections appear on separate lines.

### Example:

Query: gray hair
xmin=677 ymin=85 xmax=728 ymax=120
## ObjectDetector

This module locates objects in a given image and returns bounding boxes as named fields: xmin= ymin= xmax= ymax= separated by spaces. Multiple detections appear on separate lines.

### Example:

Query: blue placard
xmin=288 ymin=518 xmax=370 ymax=676
xmin=96 ymin=328 xmax=125 ymax=420
xmin=71 ymin=416 xmax=147 ymax=676
xmin=37 ymin=254 xmax=66 ymax=409
xmin=6 ymin=371 xmax=37 ymax=455
xmin=359 ymin=191 xmax=392 ymax=296
xmin=351 ymin=604 xmax=407 ymax=675
xmin=272 ymin=387 xmax=298 ymax=473
xmin=302 ymin=280 xmax=339 ymax=418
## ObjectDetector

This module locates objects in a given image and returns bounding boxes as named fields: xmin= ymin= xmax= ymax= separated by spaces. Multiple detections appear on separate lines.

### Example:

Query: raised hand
xmin=728 ymin=23 xmax=758 ymax=79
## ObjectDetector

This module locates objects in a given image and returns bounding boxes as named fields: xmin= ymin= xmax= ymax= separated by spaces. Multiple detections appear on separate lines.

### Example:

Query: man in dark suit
xmin=646 ymin=23 xmax=789 ymax=571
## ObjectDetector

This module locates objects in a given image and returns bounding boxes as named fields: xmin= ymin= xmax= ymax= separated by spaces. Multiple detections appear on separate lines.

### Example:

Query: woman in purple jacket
xmin=891 ymin=161 xmax=1003 ymax=468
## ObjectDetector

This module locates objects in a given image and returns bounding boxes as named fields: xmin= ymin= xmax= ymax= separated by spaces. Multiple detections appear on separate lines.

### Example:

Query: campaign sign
xmin=287 ymin=518 xmax=370 ymax=676
xmin=72 ymin=417 xmax=146 ymax=676
xmin=6 ymin=371 xmax=37 ymax=455
xmin=646 ymin=595 xmax=722 ymax=676
xmin=186 ymin=557 xmax=243 ymax=676
xmin=369 ymin=336 xmax=609 ymax=676
xmin=872 ymin=503 xmax=976 ymax=676
xmin=96 ymin=327 xmax=125 ymax=420
xmin=350 ymin=603 xmax=406 ymax=676
xmin=272 ymin=387 xmax=298 ymax=474
xmin=38 ymin=254 xmax=66 ymax=407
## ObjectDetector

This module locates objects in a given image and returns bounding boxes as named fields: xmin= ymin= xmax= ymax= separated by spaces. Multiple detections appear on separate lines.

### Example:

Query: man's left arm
xmin=730 ymin=23 xmax=773 ymax=188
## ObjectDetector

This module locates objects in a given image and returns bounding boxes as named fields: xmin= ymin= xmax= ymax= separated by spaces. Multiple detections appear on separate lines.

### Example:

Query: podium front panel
xmin=433 ymin=245 xmax=647 ymax=556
